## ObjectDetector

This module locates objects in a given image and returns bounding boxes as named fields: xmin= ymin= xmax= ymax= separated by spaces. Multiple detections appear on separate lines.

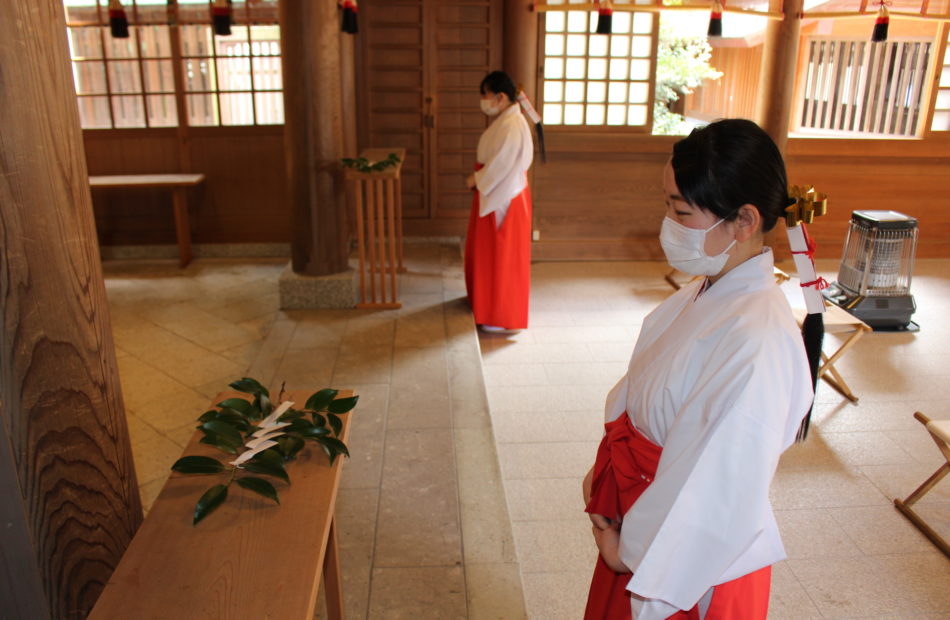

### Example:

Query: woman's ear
xmin=734 ymin=204 xmax=762 ymax=242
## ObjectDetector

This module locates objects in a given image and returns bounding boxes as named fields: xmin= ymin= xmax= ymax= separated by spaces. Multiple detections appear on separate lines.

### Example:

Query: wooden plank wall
xmin=84 ymin=126 xmax=288 ymax=246
xmin=683 ymin=44 xmax=763 ymax=122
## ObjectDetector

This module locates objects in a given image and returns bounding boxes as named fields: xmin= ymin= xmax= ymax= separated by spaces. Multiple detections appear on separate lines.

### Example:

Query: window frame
xmin=64 ymin=0 xmax=283 ymax=130
xmin=536 ymin=8 xmax=660 ymax=134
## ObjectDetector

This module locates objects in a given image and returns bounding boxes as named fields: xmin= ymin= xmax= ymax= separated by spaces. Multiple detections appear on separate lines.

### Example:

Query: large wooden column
xmin=756 ymin=0 xmax=804 ymax=153
xmin=280 ymin=0 xmax=349 ymax=276
xmin=0 ymin=2 xmax=143 ymax=618
xmin=504 ymin=1 xmax=539 ymax=100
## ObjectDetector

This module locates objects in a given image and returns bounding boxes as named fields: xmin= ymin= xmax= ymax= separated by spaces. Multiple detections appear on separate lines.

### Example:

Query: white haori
xmin=474 ymin=103 xmax=533 ymax=227
xmin=604 ymin=248 xmax=813 ymax=620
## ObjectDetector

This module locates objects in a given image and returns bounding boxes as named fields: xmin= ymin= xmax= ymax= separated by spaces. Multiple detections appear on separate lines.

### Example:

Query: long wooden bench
xmin=89 ymin=389 xmax=350 ymax=619
xmin=89 ymin=173 xmax=206 ymax=268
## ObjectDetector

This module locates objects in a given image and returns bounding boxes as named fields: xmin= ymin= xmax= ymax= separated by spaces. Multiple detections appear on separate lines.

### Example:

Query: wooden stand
xmin=346 ymin=148 xmax=406 ymax=309
xmin=88 ymin=390 xmax=352 ymax=619
xmin=894 ymin=411 xmax=950 ymax=558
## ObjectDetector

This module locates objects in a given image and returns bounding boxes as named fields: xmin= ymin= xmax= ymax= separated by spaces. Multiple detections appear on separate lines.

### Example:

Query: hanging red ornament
xmin=708 ymin=0 xmax=724 ymax=37
xmin=596 ymin=0 xmax=613 ymax=35
xmin=109 ymin=0 xmax=129 ymax=39
xmin=212 ymin=0 xmax=232 ymax=37
xmin=340 ymin=0 xmax=359 ymax=34
xmin=871 ymin=1 xmax=889 ymax=42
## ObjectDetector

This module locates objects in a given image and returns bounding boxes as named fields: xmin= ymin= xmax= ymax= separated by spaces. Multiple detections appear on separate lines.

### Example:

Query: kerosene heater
xmin=822 ymin=210 xmax=918 ymax=329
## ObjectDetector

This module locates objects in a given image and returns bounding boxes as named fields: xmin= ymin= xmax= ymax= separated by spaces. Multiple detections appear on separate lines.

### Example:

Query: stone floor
xmin=104 ymin=247 xmax=950 ymax=619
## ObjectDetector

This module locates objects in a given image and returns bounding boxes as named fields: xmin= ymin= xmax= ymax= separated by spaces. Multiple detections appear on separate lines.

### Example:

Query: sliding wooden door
xmin=358 ymin=0 xmax=502 ymax=229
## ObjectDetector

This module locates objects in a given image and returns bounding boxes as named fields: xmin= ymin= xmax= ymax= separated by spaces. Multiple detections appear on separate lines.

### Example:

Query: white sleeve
xmin=473 ymin=118 xmax=524 ymax=199
xmin=619 ymin=332 xmax=808 ymax=612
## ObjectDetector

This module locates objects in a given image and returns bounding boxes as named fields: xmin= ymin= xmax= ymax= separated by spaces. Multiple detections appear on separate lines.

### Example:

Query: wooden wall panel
xmin=529 ymin=133 xmax=950 ymax=260
xmin=83 ymin=126 xmax=288 ymax=246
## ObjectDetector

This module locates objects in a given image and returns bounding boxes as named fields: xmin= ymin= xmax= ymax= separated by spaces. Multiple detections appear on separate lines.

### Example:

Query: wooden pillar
xmin=340 ymin=33 xmax=359 ymax=158
xmin=280 ymin=0 xmax=349 ymax=276
xmin=755 ymin=0 xmax=803 ymax=258
xmin=755 ymin=0 xmax=803 ymax=154
xmin=504 ymin=1 xmax=539 ymax=100
xmin=0 ymin=2 xmax=143 ymax=619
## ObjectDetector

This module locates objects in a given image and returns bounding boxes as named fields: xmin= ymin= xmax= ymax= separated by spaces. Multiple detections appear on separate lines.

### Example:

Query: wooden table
xmin=89 ymin=174 xmax=206 ymax=268
xmin=88 ymin=390 xmax=350 ymax=620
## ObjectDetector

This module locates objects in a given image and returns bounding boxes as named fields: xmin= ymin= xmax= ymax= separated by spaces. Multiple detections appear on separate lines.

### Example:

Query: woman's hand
xmin=592 ymin=525 xmax=630 ymax=573
xmin=465 ymin=173 xmax=476 ymax=190
xmin=583 ymin=466 xmax=613 ymax=530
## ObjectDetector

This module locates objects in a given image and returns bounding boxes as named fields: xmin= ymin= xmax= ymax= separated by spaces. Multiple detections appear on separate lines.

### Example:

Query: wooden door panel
xmin=430 ymin=0 xmax=500 ymax=219
xmin=360 ymin=0 xmax=428 ymax=217
xmin=360 ymin=0 xmax=501 ymax=221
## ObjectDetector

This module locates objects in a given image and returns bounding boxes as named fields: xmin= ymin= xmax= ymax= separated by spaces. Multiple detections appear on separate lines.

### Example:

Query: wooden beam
xmin=0 ymin=1 xmax=143 ymax=618
xmin=280 ymin=0 xmax=349 ymax=276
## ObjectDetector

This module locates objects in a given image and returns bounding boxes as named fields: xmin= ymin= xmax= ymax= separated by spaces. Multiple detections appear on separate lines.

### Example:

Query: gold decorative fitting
xmin=786 ymin=185 xmax=828 ymax=227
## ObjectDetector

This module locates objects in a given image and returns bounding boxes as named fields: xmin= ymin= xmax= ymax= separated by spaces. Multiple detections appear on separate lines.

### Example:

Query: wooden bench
xmin=89 ymin=174 xmax=206 ymax=268
xmin=89 ymin=389 xmax=350 ymax=619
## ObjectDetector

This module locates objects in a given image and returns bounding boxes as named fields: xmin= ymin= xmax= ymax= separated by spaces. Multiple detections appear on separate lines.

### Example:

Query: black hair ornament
xmin=212 ymin=0 xmax=232 ymax=36
xmin=708 ymin=0 xmax=724 ymax=37
xmin=596 ymin=0 xmax=614 ymax=35
xmin=516 ymin=88 xmax=546 ymax=164
xmin=871 ymin=0 xmax=889 ymax=42
xmin=109 ymin=0 xmax=129 ymax=39
xmin=341 ymin=0 xmax=359 ymax=34
xmin=785 ymin=185 xmax=829 ymax=441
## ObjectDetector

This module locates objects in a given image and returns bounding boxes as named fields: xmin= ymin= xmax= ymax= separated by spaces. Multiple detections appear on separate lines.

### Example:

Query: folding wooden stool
xmin=894 ymin=411 xmax=950 ymax=558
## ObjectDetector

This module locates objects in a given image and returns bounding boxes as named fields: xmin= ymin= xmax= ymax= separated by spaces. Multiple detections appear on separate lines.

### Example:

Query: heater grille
xmin=836 ymin=210 xmax=918 ymax=297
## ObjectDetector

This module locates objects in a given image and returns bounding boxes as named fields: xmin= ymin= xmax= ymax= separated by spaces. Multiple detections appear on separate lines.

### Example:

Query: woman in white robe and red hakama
xmin=465 ymin=71 xmax=534 ymax=331
xmin=583 ymin=119 xmax=814 ymax=620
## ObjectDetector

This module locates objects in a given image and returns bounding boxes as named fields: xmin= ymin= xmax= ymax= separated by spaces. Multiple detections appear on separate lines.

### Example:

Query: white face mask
xmin=659 ymin=216 xmax=736 ymax=276
xmin=480 ymin=98 xmax=501 ymax=117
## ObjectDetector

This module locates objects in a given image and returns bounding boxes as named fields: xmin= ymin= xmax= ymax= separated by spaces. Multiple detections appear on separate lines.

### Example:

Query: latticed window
xmin=540 ymin=4 xmax=657 ymax=129
xmin=64 ymin=0 xmax=282 ymax=129
xmin=797 ymin=37 xmax=936 ymax=137
xmin=932 ymin=29 xmax=950 ymax=131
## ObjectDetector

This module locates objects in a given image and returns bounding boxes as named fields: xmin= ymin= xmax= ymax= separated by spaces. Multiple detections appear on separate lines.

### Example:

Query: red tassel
xmin=341 ymin=0 xmax=359 ymax=34
xmin=708 ymin=0 xmax=723 ymax=37
xmin=212 ymin=0 xmax=232 ymax=36
xmin=596 ymin=0 xmax=613 ymax=35
xmin=109 ymin=0 xmax=129 ymax=39
xmin=871 ymin=2 xmax=889 ymax=42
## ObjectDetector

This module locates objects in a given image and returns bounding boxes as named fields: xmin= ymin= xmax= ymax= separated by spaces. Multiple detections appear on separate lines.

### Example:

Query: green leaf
xmin=255 ymin=392 xmax=273 ymax=417
xmin=242 ymin=449 xmax=290 ymax=484
xmin=215 ymin=411 xmax=251 ymax=431
xmin=328 ymin=395 xmax=359 ymax=414
xmin=305 ymin=389 xmax=338 ymax=412
xmin=171 ymin=455 xmax=227 ymax=474
xmin=286 ymin=418 xmax=315 ymax=433
xmin=199 ymin=435 xmax=239 ymax=455
xmin=193 ymin=484 xmax=228 ymax=525
xmin=278 ymin=409 xmax=306 ymax=422
xmin=229 ymin=377 xmax=269 ymax=397
xmin=276 ymin=435 xmax=305 ymax=460
xmin=198 ymin=409 xmax=218 ymax=423
xmin=236 ymin=476 xmax=280 ymax=505
xmin=327 ymin=413 xmax=343 ymax=437
xmin=312 ymin=413 xmax=326 ymax=428
xmin=300 ymin=425 xmax=330 ymax=438
xmin=317 ymin=436 xmax=350 ymax=465
xmin=201 ymin=420 xmax=244 ymax=447
xmin=217 ymin=398 xmax=252 ymax=416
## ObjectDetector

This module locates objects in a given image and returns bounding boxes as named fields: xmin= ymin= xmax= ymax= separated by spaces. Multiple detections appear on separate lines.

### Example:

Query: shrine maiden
xmin=464 ymin=71 xmax=534 ymax=331
xmin=583 ymin=119 xmax=814 ymax=620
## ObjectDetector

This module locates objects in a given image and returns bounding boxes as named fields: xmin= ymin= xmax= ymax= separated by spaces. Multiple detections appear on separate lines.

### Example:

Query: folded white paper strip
xmin=786 ymin=224 xmax=826 ymax=315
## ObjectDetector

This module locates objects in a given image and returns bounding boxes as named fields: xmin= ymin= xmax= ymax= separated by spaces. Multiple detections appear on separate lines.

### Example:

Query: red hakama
xmin=584 ymin=415 xmax=772 ymax=620
xmin=464 ymin=165 xmax=532 ymax=330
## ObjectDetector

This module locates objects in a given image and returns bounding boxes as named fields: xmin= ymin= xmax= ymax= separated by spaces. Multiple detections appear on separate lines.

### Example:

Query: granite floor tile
xmin=511 ymin=518 xmax=595 ymax=574
xmin=770 ymin=466 xmax=890 ymax=509
xmin=827 ymin=505 xmax=942 ymax=555
xmin=270 ymin=346 xmax=338 ymax=391
xmin=332 ymin=344 xmax=393 ymax=385
xmin=505 ymin=478 xmax=586 ymax=522
xmin=497 ymin=441 xmax=598 ymax=481
xmin=455 ymin=428 xmax=518 ymax=565
xmin=374 ymin=429 xmax=462 ymax=567
xmin=464 ymin=563 xmax=527 ymax=620
xmin=774 ymin=508 xmax=864 ymax=559
xmin=520 ymin=570 xmax=592 ymax=620
xmin=368 ymin=566 xmax=466 ymax=620
xmin=491 ymin=410 xmax=605 ymax=444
